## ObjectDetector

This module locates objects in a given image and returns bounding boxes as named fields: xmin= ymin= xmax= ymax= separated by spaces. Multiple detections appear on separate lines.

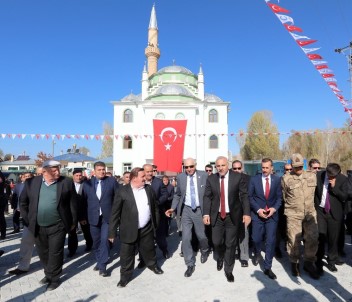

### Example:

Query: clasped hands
xmin=258 ymin=207 xmax=276 ymax=219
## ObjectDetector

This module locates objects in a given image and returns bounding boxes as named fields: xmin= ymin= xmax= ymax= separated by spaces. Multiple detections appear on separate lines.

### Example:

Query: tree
xmin=79 ymin=146 xmax=90 ymax=156
xmin=4 ymin=154 xmax=12 ymax=161
xmin=0 ymin=149 xmax=3 ymax=159
xmin=35 ymin=151 xmax=51 ymax=167
xmin=239 ymin=111 xmax=282 ymax=160
xmin=100 ymin=122 xmax=113 ymax=158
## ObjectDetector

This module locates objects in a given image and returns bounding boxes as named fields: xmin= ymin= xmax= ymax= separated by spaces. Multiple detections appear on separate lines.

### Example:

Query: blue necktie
xmin=190 ymin=175 xmax=196 ymax=210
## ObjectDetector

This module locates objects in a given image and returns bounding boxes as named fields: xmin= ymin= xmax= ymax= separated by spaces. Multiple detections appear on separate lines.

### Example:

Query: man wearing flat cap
xmin=281 ymin=153 xmax=320 ymax=279
xmin=20 ymin=160 xmax=78 ymax=291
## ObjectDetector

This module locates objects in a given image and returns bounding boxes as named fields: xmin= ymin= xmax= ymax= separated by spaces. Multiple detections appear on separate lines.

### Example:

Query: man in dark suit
xmin=315 ymin=163 xmax=348 ymax=273
xmin=249 ymin=158 xmax=282 ymax=279
xmin=203 ymin=156 xmax=251 ymax=283
xmin=20 ymin=160 xmax=78 ymax=291
xmin=232 ymin=160 xmax=251 ymax=267
xmin=67 ymin=169 xmax=93 ymax=257
xmin=82 ymin=161 xmax=119 ymax=277
xmin=108 ymin=167 xmax=163 ymax=288
xmin=143 ymin=164 xmax=169 ymax=259
xmin=165 ymin=158 xmax=210 ymax=278
xmin=0 ymin=171 xmax=7 ymax=240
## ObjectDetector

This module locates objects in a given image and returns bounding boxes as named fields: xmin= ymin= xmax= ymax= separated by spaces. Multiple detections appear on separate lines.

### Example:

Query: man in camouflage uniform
xmin=281 ymin=153 xmax=320 ymax=279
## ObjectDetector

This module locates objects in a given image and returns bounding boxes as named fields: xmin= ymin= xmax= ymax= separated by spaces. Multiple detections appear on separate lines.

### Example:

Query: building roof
xmin=152 ymin=84 xmax=194 ymax=98
xmin=0 ymin=159 xmax=36 ymax=165
xmin=53 ymin=153 xmax=97 ymax=162
xmin=96 ymin=156 xmax=113 ymax=164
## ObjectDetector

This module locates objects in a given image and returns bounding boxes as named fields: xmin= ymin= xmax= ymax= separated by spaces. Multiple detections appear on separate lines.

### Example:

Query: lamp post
xmin=52 ymin=140 xmax=56 ymax=157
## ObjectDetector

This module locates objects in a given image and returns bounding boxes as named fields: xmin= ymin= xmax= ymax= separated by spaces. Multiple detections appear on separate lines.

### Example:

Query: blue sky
xmin=1 ymin=0 xmax=351 ymax=159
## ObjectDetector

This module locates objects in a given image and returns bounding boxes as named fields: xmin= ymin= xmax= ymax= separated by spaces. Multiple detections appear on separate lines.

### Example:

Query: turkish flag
xmin=153 ymin=119 xmax=187 ymax=172
xmin=267 ymin=3 xmax=289 ymax=13
xmin=284 ymin=24 xmax=303 ymax=32
xmin=307 ymin=53 xmax=323 ymax=60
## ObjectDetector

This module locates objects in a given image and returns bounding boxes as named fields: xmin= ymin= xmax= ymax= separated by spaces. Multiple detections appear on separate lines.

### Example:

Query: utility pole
xmin=335 ymin=41 xmax=352 ymax=103
xmin=52 ymin=140 xmax=56 ymax=157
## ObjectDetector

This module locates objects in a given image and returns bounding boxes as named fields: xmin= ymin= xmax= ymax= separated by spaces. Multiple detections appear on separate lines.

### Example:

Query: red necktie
xmin=265 ymin=177 xmax=270 ymax=211
xmin=220 ymin=176 xmax=226 ymax=219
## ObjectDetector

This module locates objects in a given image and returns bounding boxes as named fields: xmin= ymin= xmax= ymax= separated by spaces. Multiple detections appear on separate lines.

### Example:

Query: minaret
xmin=145 ymin=4 xmax=160 ymax=77
xmin=198 ymin=64 xmax=205 ymax=100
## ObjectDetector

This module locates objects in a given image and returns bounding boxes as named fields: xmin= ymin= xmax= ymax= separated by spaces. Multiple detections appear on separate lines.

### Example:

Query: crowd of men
xmin=0 ymin=154 xmax=351 ymax=291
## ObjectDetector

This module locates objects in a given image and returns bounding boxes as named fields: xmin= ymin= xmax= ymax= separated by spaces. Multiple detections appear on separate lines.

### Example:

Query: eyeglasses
xmin=232 ymin=168 xmax=241 ymax=171
xmin=312 ymin=167 xmax=320 ymax=170
xmin=206 ymin=169 xmax=212 ymax=172
xmin=184 ymin=165 xmax=195 ymax=169
xmin=285 ymin=169 xmax=292 ymax=171
xmin=153 ymin=170 xmax=157 ymax=172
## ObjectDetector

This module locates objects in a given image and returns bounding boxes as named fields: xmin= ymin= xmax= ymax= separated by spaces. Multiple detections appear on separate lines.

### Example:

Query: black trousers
xmin=67 ymin=222 xmax=93 ymax=254
xmin=120 ymin=222 xmax=157 ymax=282
xmin=316 ymin=207 xmax=341 ymax=264
xmin=13 ymin=210 xmax=20 ymax=231
xmin=35 ymin=221 xmax=67 ymax=283
xmin=155 ymin=211 xmax=168 ymax=252
xmin=0 ymin=201 xmax=7 ymax=238
xmin=212 ymin=214 xmax=237 ymax=273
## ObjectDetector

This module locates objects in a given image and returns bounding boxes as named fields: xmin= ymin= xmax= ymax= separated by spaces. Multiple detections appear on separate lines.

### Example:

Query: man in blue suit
xmin=249 ymin=158 xmax=282 ymax=279
xmin=82 ymin=161 xmax=119 ymax=277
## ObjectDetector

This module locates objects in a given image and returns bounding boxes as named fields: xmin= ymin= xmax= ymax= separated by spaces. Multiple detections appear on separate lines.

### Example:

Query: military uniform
xmin=281 ymin=170 xmax=318 ymax=264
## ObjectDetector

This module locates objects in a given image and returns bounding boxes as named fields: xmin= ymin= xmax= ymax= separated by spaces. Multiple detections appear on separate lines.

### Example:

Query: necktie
xmin=265 ymin=177 xmax=270 ymax=212
xmin=96 ymin=180 xmax=102 ymax=200
xmin=325 ymin=191 xmax=331 ymax=213
xmin=220 ymin=176 xmax=226 ymax=219
xmin=190 ymin=175 xmax=196 ymax=210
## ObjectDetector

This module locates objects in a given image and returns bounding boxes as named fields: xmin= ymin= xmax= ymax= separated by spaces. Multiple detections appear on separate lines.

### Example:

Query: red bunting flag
xmin=316 ymin=65 xmax=329 ymax=70
xmin=267 ymin=3 xmax=289 ymax=13
xmin=322 ymin=73 xmax=335 ymax=78
xmin=307 ymin=54 xmax=323 ymax=60
xmin=296 ymin=40 xmax=317 ymax=47
xmin=153 ymin=119 xmax=187 ymax=172
xmin=284 ymin=24 xmax=302 ymax=32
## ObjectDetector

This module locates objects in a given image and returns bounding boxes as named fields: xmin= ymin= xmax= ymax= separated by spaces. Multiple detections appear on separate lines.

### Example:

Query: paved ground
xmin=1 ymin=213 xmax=352 ymax=302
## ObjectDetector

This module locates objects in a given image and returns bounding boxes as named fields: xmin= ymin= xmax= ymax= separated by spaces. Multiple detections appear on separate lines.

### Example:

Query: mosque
xmin=112 ymin=5 xmax=229 ymax=175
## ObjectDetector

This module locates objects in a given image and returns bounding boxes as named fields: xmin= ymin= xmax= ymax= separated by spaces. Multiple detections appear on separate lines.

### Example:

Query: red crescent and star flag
xmin=153 ymin=119 xmax=187 ymax=172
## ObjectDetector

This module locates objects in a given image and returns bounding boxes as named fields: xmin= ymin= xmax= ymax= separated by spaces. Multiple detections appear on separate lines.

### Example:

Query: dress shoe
xmin=217 ymin=258 xmax=224 ymax=271
xmin=315 ymin=263 xmax=324 ymax=276
xmin=39 ymin=277 xmax=51 ymax=285
xmin=291 ymin=262 xmax=300 ymax=277
xmin=67 ymin=251 xmax=75 ymax=258
xmin=275 ymin=247 xmax=283 ymax=259
xmin=99 ymin=269 xmax=109 ymax=277
xmin=46 ymin=281 xmax=60 ymax=291
xmin=326 ymin=263 xmax=337 ymax=272
xmin=225 ymin=272 xmax=234 ymax=282
xmin=137 ymin=260 xmax=146 ymax=269
xmin=252 ymin=254 xmax=260 ymax=266
xmin=240 ymin=260 xmax=248 ymax=268
xmin=264 ymin=269 xmax=277 ymax=280
xmin=149 ymin=266 xmax=164 ymax=275
xmin=303 ymin=261 xmax=320 ymax=279
xmin=184 ymin=266 xmax=195 ymax=277
xmin=163 ymin=250 xmax=170 ymax=259
xmin=85 ymin=245 xmax=92 ymax=252
xmin=200 ymin=251 xmax=209 ymax=264
xmin=9 ymin=268 xmax=28 ymax=275
xmin=117 ymin=280 xmax=129 ymax=288
xmin=179 ymin=251 xmax=184 ymax=257
xmin=10 ymin=229 xmax=20 ymax=234
xmin=93 ymin=265 xmax=99 ymax=271
xmin=0 ymin=250 xmax=4 ymax=257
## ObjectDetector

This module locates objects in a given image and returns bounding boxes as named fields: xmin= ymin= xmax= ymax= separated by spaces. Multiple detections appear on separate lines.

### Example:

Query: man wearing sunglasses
xmin=281 ymin=153 xmax=320 ymax=279
xmin=165 ymin=158 xmax=209 ymax=278
xmin=308 ymin=159 xmax=321 ymax=174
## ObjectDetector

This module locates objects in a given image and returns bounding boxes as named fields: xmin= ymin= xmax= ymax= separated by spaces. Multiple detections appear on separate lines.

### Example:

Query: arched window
xmin=155 ymin=113 xmax=165 ymax=119
xmin=123 ymin=109 xmax=133 ymax=123
xmin=209 ymin=109 xmax=218 ymax=123
xmin=175 ymin=113 xmax=185 ymax=119
xmin=209 ymin=135 xmax=218 ymax=149
xmin=123 ymin=136 xmax=133 ymax=149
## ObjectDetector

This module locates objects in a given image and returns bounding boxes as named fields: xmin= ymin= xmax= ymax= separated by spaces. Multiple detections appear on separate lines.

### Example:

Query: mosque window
xmin=175 ymin=113 xmax=185 ymax=119
xmin=209 ymin=135 xmax=218 ymax=149
xmin=123 ymin=109 xmax=133 ymax=123
xmin=123 ymin=163 xmax=132 ymax=172
xmin=123 ymin=136 xmax=133 ymax=149
xmin=209 ymin=109 xmax=218 ymax=123
xmin=155 ymin=113 xmax=165 ymax=119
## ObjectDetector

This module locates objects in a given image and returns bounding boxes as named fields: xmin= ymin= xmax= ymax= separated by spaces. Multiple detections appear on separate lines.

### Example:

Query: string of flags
xmin=1 ymin=130 xmax=352 ymax=141
xmin=265 ymin=1 xmax=352 ymax=122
